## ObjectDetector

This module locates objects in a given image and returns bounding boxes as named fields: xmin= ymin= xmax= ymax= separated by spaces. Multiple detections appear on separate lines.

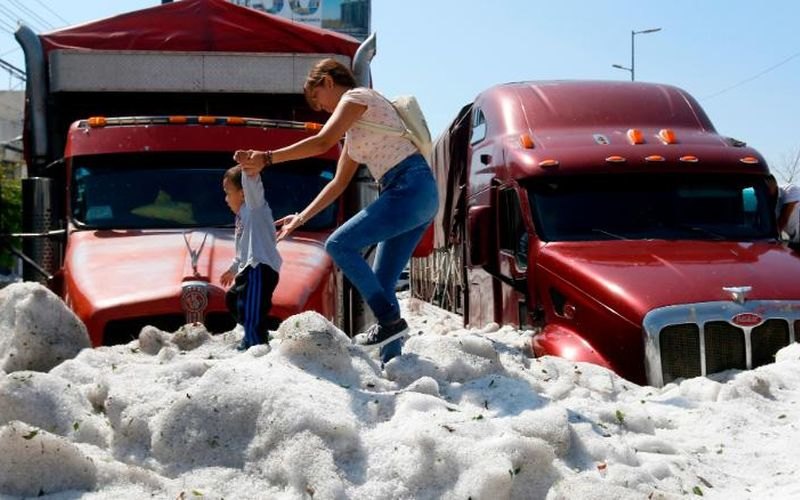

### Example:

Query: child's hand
xmin=220 ymin=269 xmax=235 ymax=287
xmin=233 ymin=150 xmax=266 ymax=176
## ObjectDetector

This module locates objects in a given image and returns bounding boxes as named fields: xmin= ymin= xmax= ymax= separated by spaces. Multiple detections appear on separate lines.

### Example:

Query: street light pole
xmin=613 ymin=27 xmax=661 ymax=81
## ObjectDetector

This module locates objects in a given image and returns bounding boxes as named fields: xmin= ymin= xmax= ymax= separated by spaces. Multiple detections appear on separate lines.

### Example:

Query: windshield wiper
xmin=591 ymin=228 xmax=629 ymax=240
xmin=674 ymin=224 xmax=726 ymax=241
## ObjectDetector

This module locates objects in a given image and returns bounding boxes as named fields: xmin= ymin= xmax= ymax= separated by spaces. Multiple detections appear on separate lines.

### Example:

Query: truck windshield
xmin=70 ymin=153 xmax=337 ymax=230
xmin=527 ymin=174 xmax=775 ymax=242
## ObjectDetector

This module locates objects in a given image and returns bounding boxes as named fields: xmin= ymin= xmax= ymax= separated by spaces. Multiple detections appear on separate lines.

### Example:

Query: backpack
xmin=355 ymin=94 xmax=433 ymax=166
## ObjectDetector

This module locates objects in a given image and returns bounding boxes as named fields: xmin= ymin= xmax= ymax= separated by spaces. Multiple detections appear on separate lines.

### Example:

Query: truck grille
xmin=644 ymin=301 xmax=800 ymax=386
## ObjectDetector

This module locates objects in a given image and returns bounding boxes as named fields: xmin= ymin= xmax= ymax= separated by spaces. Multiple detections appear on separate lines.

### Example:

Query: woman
xmin=234 ymin=58 xmax=438 ymax=359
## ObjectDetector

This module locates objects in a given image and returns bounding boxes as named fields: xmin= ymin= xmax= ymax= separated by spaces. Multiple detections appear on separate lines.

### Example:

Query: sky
xmin=0 ymin=0 xmax=798 ymax=174
xmin=2 ymin=281 xmax=800 ymax=498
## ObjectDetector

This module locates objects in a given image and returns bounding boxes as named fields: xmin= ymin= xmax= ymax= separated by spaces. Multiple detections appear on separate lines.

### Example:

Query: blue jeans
xmin=325 ymin=154 xmax=438 ymax=360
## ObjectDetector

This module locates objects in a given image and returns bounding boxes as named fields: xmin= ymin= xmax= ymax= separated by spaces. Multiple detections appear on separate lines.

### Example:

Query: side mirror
xmin=468 ymin=204 xmax=493 ymax=267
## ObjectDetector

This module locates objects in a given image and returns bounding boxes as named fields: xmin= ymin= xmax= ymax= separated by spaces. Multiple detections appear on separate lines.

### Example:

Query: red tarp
xmin=40 ymin=0 xmax=360 ymax=57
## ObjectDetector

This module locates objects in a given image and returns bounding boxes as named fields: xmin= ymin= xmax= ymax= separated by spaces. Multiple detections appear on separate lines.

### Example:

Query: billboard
xmin=230 ymin=0 xmax=371 ymax=41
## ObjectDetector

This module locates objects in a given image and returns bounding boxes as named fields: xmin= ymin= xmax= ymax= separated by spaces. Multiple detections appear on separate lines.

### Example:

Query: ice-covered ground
xmin=1 ymin=282 xmax=799 ymax=499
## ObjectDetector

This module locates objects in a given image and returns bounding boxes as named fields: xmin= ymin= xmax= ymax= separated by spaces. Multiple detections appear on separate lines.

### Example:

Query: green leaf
xmin=192 ymin=490 xmax=204 ymax=497
xmin=615 ymin=410 xmax=625 ymax=424
xmin=472 ymin=414 xmax=484 ymax=421
xmin=693 ymin=486 xmax=703 ymax=496
xmin=73 ymin=422 xmax=80 ymax=431
xmin=22 ymin=430 xmax=38 ymax=440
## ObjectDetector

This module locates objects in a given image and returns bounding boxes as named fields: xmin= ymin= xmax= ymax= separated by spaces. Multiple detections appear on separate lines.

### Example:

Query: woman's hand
xmin=233 ymin=150 xmax=267 ymax=176
xmin=275 ymin=213 xmax=305 ymax=241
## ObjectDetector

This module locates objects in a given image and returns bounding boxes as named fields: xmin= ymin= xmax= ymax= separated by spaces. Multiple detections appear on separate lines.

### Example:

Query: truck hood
xmin=538 ymin=240 xmax=800 ymax=323
xmin=65 ymin=228 xmax=332 ymax=317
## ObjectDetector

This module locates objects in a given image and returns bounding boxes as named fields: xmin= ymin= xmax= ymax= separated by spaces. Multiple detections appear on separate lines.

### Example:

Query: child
xmin=220 ymin=165 xmax=282 ymax=350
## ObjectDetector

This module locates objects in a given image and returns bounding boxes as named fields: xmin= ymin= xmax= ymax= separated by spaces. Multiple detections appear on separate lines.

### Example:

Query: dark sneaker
xmin=356 ymin=319 xmax=410 ymax=348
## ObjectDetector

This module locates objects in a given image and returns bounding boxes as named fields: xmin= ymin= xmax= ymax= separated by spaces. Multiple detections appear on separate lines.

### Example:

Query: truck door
xmin=497 ymin=186 xmax=536 ymax=328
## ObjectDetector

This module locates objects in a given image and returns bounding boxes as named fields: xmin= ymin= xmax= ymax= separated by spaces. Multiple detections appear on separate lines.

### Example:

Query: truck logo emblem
xmin=183 ymin=231 xmax=209 ymax=277
xmin=181 ymin=281 xmax=209 ymax=324
xmin=731 ymin=312 xmax=763 ymax=327
xmin=722 ymin=286 xmax=752 ymax=304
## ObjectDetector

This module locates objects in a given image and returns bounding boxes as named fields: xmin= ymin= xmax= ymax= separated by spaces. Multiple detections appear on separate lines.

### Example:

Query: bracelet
xmin=263 ymin=150 xmax=273 ymax=167
xmin=294 ymin=212 xmax=306 ymax=225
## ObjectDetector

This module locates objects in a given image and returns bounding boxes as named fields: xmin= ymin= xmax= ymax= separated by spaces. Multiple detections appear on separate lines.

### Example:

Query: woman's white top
xmin=341 ymin=87 xmax=417 ymax=180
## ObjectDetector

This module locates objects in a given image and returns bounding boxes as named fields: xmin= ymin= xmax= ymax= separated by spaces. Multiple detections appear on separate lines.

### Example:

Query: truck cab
xmin=415 ymin=80 xmax=800 ymax=386
xmin=16 ymin=0 xmax=378 ymax=345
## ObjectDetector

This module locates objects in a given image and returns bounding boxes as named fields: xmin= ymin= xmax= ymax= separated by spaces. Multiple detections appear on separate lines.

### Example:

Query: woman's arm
xmin=276 ymin=148 xmax=360 ymax=240
xmin=235 ymin=98 xmax=366 ymax=175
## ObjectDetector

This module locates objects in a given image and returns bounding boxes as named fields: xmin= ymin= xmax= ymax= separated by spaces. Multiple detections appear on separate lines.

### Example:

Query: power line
xmin=0 ymin=47 xmax=19 ymax=57
xmin=0 ymin=3 xmax=42 ymax=32
xmin=8 ymin=0 xmax=55 ymax=30
xmin=31 ymin=0 xmax=70 ymax=26
xmin=702 ymin=50 xmax=800 ymax=101
xmin=0 ymin=12 xmax=16 ymax=34
xmin=0 ymin=57 xmax=24 ymax=79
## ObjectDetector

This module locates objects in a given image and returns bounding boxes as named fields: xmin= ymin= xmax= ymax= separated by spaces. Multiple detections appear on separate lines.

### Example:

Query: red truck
xmin=413 ymin=80 xmax=800 ymax=386
xmin=16 ymin=0 xmax=377 ymax=345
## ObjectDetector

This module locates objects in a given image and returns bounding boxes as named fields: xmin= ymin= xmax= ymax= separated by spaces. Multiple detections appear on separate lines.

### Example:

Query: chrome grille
xmin=704 ymin=321 xmax=746 ymax=374
xmin=752 ymin=319 xmax=790 ymax=367
xmin=659 ymin=324 xmax=701 ymax=381
xmin=643 ymin=301 xmax=800 ymax=387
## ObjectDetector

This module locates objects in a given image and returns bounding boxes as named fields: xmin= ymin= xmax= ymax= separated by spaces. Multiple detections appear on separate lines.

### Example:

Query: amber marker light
xmin=198 ymin=115 xmax=216 ymax=124
xmin=658 ymin=128 xmax=677 ymax=144
xmin=226 ymin=117 xmax=245 ymax=125
xmin=305 ymin=122 xmax=323 ymax=132
xmin=538 ymin=159 xmax=559 ymax=168
xmin=627 ymin=128 xmax=644 ymax=144
xmin=740 ymin=156 xmax=760 ymax=164
xmin=606 ymin=155 xmax=627 ymax=163
xmin=520 ymin=133 xmax=535 ymax=149
xmin=168 ymin=116 xmax=188 ymax=124
xmin=87 ymin=117 xmax=107 ymax=127
xmin=645 ymin=155 xmax=666 ymax=162
xmin=679 ymin=155 xmax=699 ymax=163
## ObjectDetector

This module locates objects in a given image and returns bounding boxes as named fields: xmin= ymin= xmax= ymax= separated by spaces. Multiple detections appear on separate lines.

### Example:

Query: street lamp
xmin=612 ymin=27 xmax=661 ymax=81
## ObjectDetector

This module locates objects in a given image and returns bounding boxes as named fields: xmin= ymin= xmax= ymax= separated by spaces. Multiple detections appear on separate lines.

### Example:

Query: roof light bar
xmin=627 ymin=129 xmax=644 ymax=145
xmin=658 ymin=129 xmax=677 ymax=144
xmin=520 ymin=133 xmax=535 ymax=149
xmin=80 ymin=116 xmax=324 ymax=131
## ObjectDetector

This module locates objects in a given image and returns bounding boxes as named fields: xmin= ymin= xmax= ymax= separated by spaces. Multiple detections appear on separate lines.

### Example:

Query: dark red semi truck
xmin=413 ymin=80 xmax=800 ymax=386
xmin=16 ymin=0 xmax=378 ymax=345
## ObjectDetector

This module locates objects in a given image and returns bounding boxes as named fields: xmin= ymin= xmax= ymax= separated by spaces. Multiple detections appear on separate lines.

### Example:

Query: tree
xmin=773 ymin=146 xmax=800 ymax=183
xmin=0 ymin=173 xmax=22 ymax=273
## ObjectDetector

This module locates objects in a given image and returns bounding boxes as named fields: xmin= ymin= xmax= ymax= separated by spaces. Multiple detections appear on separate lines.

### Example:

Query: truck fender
xmin=531 ymin=323 xmax=614 ymax=371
